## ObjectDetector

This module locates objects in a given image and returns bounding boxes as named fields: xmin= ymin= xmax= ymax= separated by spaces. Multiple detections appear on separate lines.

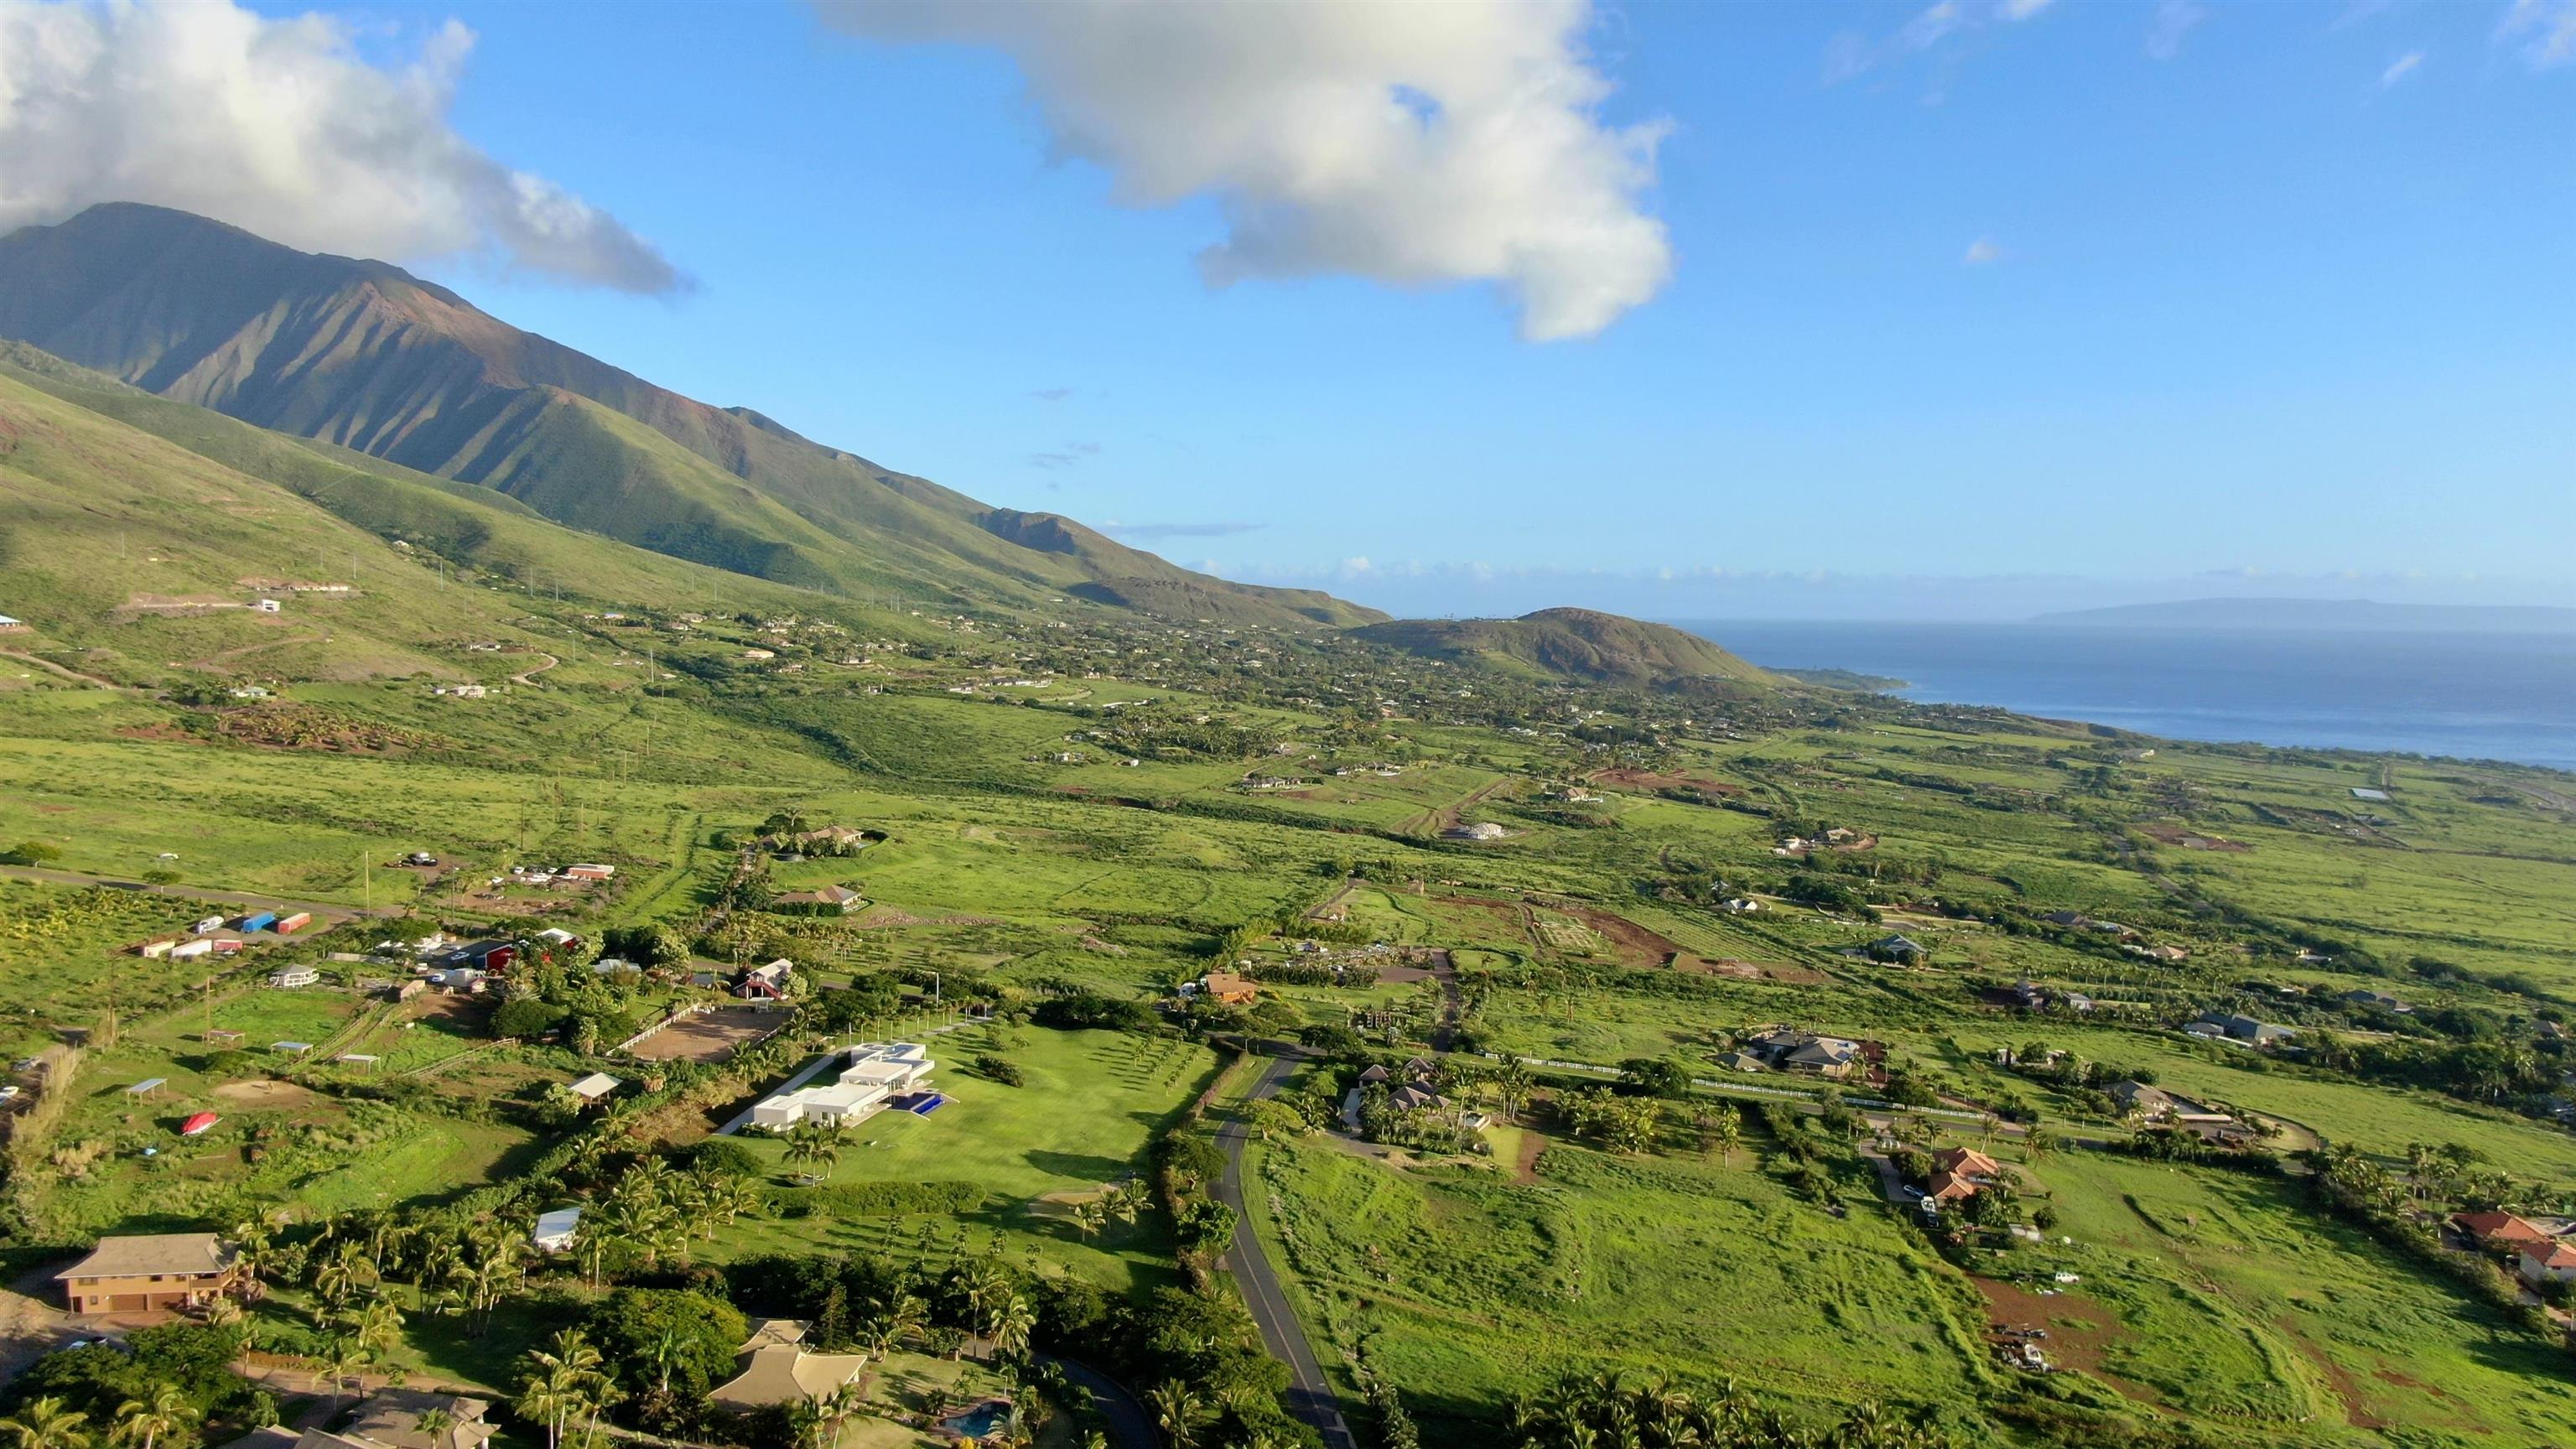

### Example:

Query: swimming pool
xmin=937 ymin=1398 xmax=1012 ymax=1441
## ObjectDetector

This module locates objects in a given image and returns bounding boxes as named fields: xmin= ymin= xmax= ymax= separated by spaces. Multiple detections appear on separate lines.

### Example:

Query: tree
xmin=988 ymin=1294 xmax=1036 ymax=1362
xmin=1146 ymin=1381 xmax=1203 ymax=1449
xmin=1616 ymin=1057 xmax=1690 ymax=1099
xmin=108 ymin=1385 xmax=195 ymax=1449
xmin=0 ymin=1398 xmax=91 ymax=1449
xmin=1492 ymin=1057 xmax=1535 ymax=1123
xmin=1702 ymin=1103 xmax=1742 ymax=1166
xmin=584 ymin=1289 xmax=747 ymax=1404
xmin=782 ymin=1120 xmax=843 ymax=1185
xmin=1069 ymin=1199 xmax=1108 ymax=1243
xmin=1241 ymin=1099 xmax=1306 ymax=1143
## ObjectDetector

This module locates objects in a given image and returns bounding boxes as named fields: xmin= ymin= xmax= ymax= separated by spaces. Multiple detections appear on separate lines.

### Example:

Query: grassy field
xmin=711 ymin=1026 xmax=1222 ymax=1291
xmin=2018 ymin=1151 xmax=2576 ymax=1444
xmin=1244 ymin=1126 xmax=1997 ymax=1436
xmin=5 ymin=384 xmax=2575 ymax=1448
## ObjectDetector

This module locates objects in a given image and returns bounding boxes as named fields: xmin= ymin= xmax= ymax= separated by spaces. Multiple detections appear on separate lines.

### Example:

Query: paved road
xmin=0 ymin=864 xmax=392 ymax=922
xmin=1046 ymin=1355 xmax=1160 ymax=1449
xmin=1213 ymin=1052 xmax=1358 ymax=1449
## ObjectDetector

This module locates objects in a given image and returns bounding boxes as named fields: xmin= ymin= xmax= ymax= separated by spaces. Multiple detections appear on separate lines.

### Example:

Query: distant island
xmin=2032 ymin=597 xmax=2576 ymax=635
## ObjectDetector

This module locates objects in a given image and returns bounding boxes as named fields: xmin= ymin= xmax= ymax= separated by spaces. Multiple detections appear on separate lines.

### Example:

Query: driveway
xmin=1213 ymin=1052 xmax=1358 ymax=1449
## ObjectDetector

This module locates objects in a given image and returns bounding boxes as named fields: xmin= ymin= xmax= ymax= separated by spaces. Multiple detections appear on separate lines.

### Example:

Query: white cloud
xmin=2147 ymin=0 xmax=2206 ymax=60
xmin=2501 ymin=0 xmax=2576 ymax=69
xmin=2380 ymin=51 xmax=2423 ymax=86
xmin=0 ymin=0 xmax=682 ymax=292
xmin=818 ymin=0 xmax=1671 ymax=341
xmin=1826 ymin=0 xmax=2060 ymax=85
xmin=1962 ymin=236 xmax=2003 ymax=265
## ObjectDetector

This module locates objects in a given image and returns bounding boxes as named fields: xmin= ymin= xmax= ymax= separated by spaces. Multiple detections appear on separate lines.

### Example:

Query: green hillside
xmin=1353 ymin=606 xmax=1777 ymax=687
xmin=0 ymin=204 xmax=1381 ymax=631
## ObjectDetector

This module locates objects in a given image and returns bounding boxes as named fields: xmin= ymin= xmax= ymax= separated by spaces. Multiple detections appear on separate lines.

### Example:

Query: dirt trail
xmin=509 ymin=652 xmax=559 ymax=686
xmin=178 ymin=631 xmax=325 ymax=670
xmin=0 ymin=648 xmax=123 ymax=690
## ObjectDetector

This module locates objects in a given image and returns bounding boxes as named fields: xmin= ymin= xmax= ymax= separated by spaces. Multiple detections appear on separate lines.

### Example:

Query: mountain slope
xmin=1352 ymin=608 xmax=1777 ymax=687
xmin=0 ymin=203 xmax=1381 ymax=629
xmin=0 ymin=340 xmax=886 ymax=631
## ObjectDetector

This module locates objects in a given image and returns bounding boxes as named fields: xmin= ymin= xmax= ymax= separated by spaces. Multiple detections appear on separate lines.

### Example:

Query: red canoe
xmin=179 ymin=1111 xmax=219 ymax=1136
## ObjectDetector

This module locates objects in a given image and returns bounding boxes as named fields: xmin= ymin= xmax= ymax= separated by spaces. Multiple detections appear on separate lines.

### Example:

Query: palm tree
xmin=0 ymin=1397 xmax=92 ymax=1449
xmin=1070 ymin=1199 xmax=1108 ymax=1243
xmin=412 ymin=1409 xmax=454 ymax=1449
xmin=110 ymin=1386 xmax=196 ymax=1449
xmin=319 ymin=1337 xmax=362 ymax=1414
xmin=345 ymin=1295 xmax=405 ymax=1361
xmin=314 ymin=1240 xmax=377 ymax=1310
xmin=987 ymin=1294 xmax=1036 ymax=1362
xmin=513 ymin=1375 xmax=577 ymax=1449
xmin=782 ymin=1121 xmax=842 ymax=1185
xmin=1145 ymin=1382 xmax=1202 ymax=1449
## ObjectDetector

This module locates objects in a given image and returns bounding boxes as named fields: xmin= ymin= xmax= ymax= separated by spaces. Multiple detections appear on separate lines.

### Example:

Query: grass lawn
xmin=711 ymin=1026 xmax=1220 ymax=1291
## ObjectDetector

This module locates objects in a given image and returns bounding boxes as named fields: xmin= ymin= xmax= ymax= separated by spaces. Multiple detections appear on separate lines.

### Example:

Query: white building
xmin=532 ymin=1207 xmax=582 ymax=1254
xmin=749 ymin=1042 xmax=936 ymax=1130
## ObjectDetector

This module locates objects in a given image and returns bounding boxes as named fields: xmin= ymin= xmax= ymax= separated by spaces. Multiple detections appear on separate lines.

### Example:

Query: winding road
xmin=1213 ymin=1051 xmax=1358 ymax=1449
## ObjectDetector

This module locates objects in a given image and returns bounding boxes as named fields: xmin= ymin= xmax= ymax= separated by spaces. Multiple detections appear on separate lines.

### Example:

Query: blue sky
xmin=79 ymin=3 xmax=2576 ymax=616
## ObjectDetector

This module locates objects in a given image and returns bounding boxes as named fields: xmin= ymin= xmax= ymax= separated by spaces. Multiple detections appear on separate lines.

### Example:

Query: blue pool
xmin=937 ymin=1399 xmax=1011 ymax=1440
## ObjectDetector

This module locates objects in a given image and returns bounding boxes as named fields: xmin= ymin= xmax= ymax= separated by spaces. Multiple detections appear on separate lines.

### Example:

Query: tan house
xmin=708 ymin=1320 xmax=870 ymax=1411
xmin=59 ymin=1232 xmax=241 ymax=1313
xmin=773 ymin=884 xmax=865 ymax=915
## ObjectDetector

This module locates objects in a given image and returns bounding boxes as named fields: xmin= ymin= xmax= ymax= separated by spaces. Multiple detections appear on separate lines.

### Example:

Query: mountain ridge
xmin=0 ymin=203 xmax=1382 ymax=630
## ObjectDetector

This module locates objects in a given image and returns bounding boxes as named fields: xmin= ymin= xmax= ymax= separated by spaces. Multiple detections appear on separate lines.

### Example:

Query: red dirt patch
xmin=625 ymin=1006 xmax=784 ymax=1063
xmin=1550 ymin=901 xmax=1683 ymax=969
xmin=1511 ymin=1130 xmax=1547 ymax=1185
xmin=1589 ymin=767 xmax=1742 ymax=797
xmin=1679 ymin=957 xmax=1828 ymax=985
xmin=1971 ymin=1278 xmax=2162 ymax=1406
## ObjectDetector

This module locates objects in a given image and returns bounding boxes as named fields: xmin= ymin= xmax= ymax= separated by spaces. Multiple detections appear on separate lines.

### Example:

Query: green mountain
xmin=0 ymin=203 xmax=1380 ymax=631
xmin=1352 ymin=607 xmax=1776 ymax=687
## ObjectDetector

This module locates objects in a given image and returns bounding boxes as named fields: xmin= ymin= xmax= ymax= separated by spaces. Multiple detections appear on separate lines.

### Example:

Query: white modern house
xmin=749 ymin=1042 xmax=935 ymax=1130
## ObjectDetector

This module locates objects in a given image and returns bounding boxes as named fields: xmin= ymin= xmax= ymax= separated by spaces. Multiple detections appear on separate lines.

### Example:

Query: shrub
xmin=492 ymin=997 xmax=568 ymax=1041
xmin=976 ymin=1053 xmax=1024 ymax=1086
xmin=685 ymin=1138 xmax=766 ymax=1178
xmin=764 ymin=1180 xmax=987 ymax=1217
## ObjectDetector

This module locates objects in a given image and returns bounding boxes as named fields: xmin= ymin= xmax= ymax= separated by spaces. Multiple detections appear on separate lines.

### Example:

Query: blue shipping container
xmin=237 ymin=911 xmax=276 ymax=932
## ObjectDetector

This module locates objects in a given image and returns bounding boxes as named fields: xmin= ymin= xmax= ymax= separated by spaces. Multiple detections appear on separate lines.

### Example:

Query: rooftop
xmin=58 ymin=1232 xmax=236 ymax=1280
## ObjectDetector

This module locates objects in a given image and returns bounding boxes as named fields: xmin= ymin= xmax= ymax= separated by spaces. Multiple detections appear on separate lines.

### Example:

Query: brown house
xmin=1201 ymin=971 xmax=1259 ymax=1006
xmin=59 ymin=1233 xmax=241 ymax=1313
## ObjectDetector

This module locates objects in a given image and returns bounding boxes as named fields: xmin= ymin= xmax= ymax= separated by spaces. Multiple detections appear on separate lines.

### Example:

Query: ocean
xmin=1666 ymin=621 xmax=2576 ymax=772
